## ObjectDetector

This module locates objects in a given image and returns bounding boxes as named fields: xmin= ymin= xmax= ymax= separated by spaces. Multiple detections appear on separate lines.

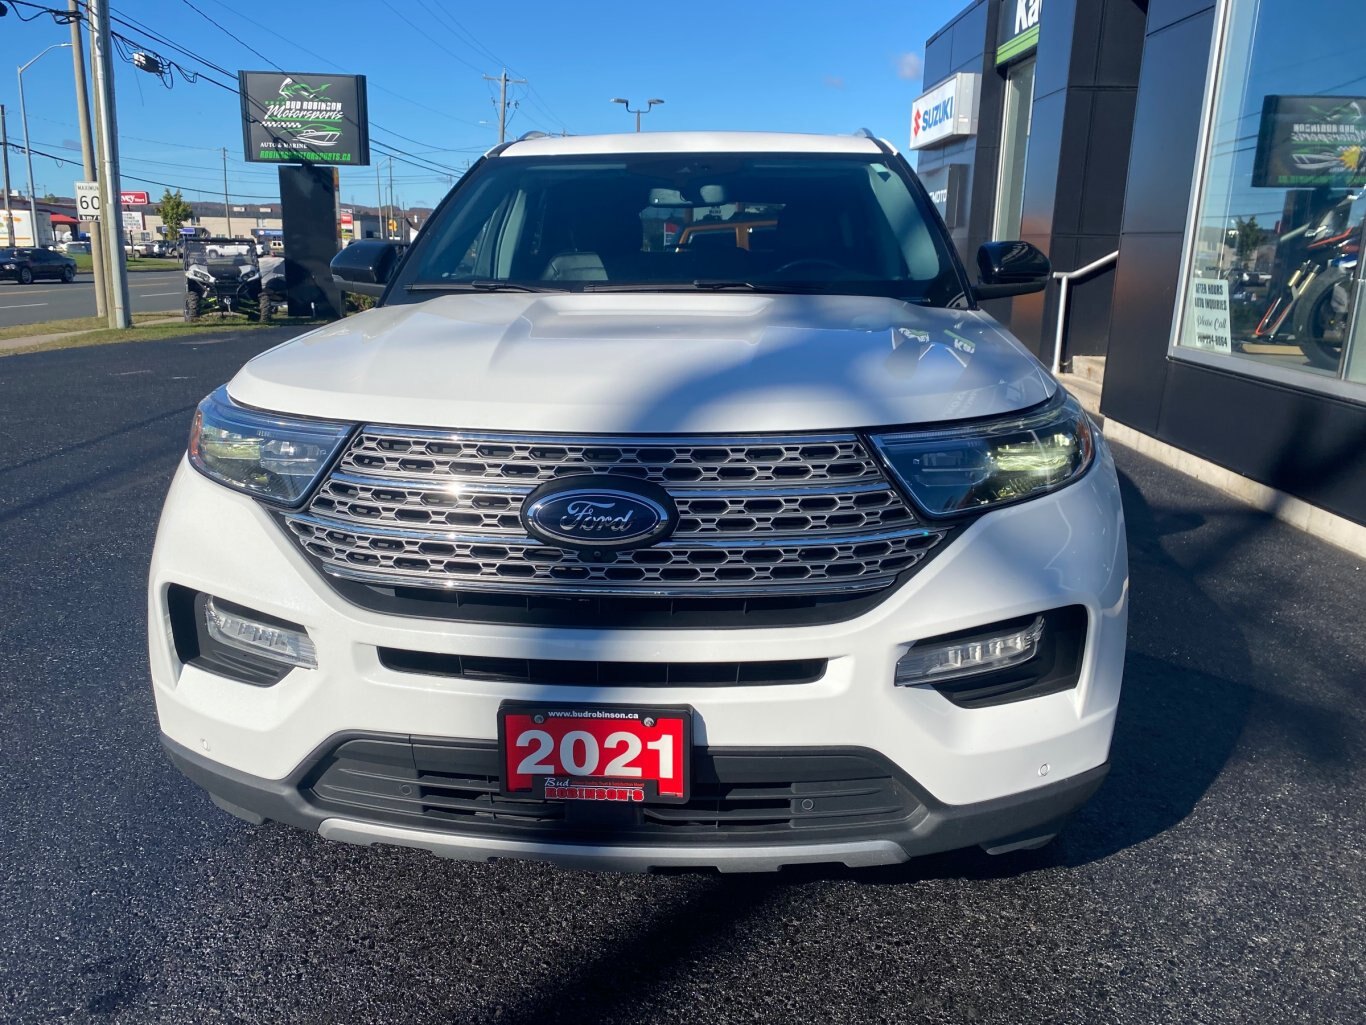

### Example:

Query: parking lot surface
xmin=0 ymin=331 xmax=1363 ymax=1024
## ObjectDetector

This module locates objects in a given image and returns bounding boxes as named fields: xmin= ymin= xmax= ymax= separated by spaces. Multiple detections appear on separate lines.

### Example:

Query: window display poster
xmin=1252 ymin=95 xmax=1366 ymax=188
xmin=1186 ymin=276 xmax=1233 ymax=353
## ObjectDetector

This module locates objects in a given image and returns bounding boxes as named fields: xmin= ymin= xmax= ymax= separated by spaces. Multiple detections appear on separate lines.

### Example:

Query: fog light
xmin=895 ymin=616 xmax=1044 ymax=686
xmin=204 ymin=597 xmax=317 ymax=669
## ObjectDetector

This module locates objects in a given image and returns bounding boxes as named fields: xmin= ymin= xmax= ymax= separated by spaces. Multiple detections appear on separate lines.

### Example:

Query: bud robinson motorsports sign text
xmin=239 ymin=71 xmax=370 ymax=166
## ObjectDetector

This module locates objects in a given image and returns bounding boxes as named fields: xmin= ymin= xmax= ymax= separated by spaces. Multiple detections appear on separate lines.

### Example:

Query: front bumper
xmin=163 ymin=732 xmax=1108 ymax=871
xmin=149 ymin=444 xmax=1128 ymax=870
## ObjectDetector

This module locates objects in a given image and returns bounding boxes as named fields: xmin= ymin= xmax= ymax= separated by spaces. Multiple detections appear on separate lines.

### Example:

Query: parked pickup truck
xmin=150 ymin=131 xmax=1128 ymax=873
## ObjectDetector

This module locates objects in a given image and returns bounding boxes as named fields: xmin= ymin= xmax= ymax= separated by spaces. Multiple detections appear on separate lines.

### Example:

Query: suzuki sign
xmin=910 ymin=73 xmax=980 ymax=150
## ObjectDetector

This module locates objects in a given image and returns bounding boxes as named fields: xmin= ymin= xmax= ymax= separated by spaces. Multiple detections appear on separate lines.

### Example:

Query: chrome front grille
xmin=340 ymin=429 xmax=883 ymax=485
xmin=285 ymin=428 xmax=946 ymax=597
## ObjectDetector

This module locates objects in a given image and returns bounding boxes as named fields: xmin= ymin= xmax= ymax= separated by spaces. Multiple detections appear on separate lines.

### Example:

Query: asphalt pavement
xmin=0 ymin=272 xmax=184 ymax=329
xmin=0 ymin=330 xmax=1363 ymax=1024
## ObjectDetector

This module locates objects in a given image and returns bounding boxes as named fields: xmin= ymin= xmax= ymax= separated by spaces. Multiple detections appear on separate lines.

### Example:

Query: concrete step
xmin=1069 ymin=355 xmax=1106 ymax=384
xmin=1059 ymin=373 xmax=1103 ymax=423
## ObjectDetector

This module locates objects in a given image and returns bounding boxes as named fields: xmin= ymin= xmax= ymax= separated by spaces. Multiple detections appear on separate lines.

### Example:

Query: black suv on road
xmin=1 ymin=247 xmax=78 ymax=284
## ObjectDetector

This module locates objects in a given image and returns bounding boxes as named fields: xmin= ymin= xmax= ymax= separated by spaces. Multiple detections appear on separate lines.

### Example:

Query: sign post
xmin=74 ymin=180 xmax=101 ymax=218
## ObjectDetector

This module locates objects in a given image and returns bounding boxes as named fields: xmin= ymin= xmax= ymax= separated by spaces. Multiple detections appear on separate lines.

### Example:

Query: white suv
xmin=149 ymin=132 xmax=1127 ymax=872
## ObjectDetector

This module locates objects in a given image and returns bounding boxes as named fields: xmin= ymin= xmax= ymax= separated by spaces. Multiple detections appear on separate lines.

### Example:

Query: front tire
xmin=61 ymin=265 xmax=75 ymax=283
xmin=184 ymin=290 xmax=201 ymax=322
xmin=1293 ymin=270 xmax=1350 ymax=371
xmin=17 ymin=267 xmax=32 ymax=285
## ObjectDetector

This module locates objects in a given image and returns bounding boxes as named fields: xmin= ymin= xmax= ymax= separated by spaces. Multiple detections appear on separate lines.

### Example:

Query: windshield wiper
xmin=691 ymin=279 xmax=824 ymax=292
xmin=407 ymin=280 xmax=569 ymax=293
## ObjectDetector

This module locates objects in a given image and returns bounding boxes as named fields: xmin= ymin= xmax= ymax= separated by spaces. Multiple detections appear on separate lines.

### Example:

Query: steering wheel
xmin=771 ymin=258 xmax=849 ymax=278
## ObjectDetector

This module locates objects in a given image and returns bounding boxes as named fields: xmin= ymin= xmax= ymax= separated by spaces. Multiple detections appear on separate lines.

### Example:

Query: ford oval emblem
xmin=521 ymin=475 xmax=677 ymax=552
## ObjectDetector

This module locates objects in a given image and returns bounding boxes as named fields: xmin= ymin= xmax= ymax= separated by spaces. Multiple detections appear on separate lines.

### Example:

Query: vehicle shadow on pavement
xmin=783 ymin=464 xmax=1260 ymax=886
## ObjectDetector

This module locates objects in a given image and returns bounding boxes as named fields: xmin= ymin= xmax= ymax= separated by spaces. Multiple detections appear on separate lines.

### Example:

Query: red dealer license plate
xmin=498 ymin=704 xmax=692 ymax=804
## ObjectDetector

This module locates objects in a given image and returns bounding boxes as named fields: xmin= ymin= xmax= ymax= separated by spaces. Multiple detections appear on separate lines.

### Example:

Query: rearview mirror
xmin=975 ymin=241 xmax=1050 ymax=299
xmin=330 ymin=240 xmax=405 ymax=298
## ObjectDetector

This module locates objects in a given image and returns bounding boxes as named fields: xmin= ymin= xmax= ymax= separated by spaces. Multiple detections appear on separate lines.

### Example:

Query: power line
xmin=176 ymin=0 xmax=279 ymax=71
xmin=101 ymin=4 xmax=468 ymax=177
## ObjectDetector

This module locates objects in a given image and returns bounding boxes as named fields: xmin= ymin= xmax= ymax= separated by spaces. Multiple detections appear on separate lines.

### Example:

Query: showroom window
xmin=1174 ymin=0 xmax=1366 ymax=394
xmin=993 ymin=57 xmax=1035 ymax=241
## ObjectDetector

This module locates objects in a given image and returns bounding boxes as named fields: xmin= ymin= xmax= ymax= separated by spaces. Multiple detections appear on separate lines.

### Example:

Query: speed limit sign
xmin=74 ymin=181 xmax=101 ymax=218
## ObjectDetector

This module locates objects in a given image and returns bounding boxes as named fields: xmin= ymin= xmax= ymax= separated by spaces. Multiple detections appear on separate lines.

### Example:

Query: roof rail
xmin=852 ymin=128 xmax=896 ymax=157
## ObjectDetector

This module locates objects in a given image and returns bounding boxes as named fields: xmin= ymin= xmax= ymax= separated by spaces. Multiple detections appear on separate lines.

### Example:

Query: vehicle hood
xmin=229 ymin=293 xmax=1055 ymax=433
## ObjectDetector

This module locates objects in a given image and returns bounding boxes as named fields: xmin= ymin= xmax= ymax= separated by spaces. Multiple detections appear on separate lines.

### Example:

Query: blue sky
xmin=1 ymin=0 xmax=964 ymax=212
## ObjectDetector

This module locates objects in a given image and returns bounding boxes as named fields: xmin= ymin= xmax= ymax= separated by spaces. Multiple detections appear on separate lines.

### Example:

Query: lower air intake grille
xmin=304 ymin=737 xmax=920 ymax=845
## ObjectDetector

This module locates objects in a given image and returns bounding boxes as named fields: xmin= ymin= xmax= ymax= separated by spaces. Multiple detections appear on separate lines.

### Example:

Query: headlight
xmin=241 ymin=268 xmax=260 ymax=281
xmin=188 ymin=386 xmax=352 ymax=505
xmin=871 ymin=392 xmax=1095 ymax=516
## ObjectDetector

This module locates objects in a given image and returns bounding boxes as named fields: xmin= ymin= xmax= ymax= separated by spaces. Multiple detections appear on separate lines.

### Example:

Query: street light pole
xmin=18 ymin=42 xmax=73 ymax=246
xmin=611 ymin=97 xmax=665 ymax=132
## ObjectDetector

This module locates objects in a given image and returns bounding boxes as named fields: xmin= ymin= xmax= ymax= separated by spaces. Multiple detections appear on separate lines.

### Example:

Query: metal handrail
xmin=1051 ymin=250 xmax=1119 ymax=374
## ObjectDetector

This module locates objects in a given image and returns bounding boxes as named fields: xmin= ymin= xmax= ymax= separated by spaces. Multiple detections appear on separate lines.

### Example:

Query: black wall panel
xmin=1158 ymin=364 xmax=1366 ymax=521
xmin=1100 ymin=233 xmax=1183 ymax=431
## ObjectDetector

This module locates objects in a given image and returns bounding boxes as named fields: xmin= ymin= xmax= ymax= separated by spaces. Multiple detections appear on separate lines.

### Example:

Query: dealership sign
xmin=1252 ymin=95 xmax=1366 ymax=188
xmin=910 ymin=74 xmax=980 ymax=150
xmin=238 ymin=71 xmax=370 ymax=166
xmin=997 ymin=0 xmax=1042 ymax=65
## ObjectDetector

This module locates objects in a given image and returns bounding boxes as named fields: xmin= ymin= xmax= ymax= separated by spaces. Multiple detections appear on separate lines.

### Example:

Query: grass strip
xmin=1 ymin=316 xmax=326 ymax=356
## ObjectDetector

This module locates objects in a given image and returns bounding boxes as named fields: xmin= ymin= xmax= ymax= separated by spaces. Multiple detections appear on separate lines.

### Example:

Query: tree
xmin=1231 ymin=215 xmax=1268 ymax=266
xmin=157 ymin=189 xmax=193 ymax=234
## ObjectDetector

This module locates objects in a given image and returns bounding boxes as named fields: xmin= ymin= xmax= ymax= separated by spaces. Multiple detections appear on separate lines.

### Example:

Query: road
xmin=0 ymin=271 xmax=184 ymax=330
xmin=0 ymin=331 xmax=1363 ymax=1024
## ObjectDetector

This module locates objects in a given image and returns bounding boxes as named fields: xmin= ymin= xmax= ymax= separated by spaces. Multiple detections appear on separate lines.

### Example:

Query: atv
xmin=183 ymin=238 xmax=282 ymax=322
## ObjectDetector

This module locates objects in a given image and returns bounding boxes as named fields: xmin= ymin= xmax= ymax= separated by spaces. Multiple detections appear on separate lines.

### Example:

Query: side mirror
xmin=975 ymin=241 xmax=1050 ymax=299
xmin=330 ymin=240 xmax=404 ymax=298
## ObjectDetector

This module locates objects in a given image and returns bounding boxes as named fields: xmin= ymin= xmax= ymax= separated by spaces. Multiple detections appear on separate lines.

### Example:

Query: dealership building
xmin=913 ymin=0 xmax=1366 ymax=546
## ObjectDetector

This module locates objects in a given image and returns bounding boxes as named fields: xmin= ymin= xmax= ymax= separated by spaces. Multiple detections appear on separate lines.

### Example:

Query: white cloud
xmin=823 ymin=74 xmax=846 ymax=90
xmin=897 ymin=52 xmax=924 ymax=81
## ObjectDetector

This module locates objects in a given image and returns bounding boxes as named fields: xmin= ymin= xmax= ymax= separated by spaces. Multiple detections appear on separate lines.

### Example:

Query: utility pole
xmin=0 ymin=106 xmax=14 ymax=247
xmin=483 ymin=69 xmax=525 ymax=144
xmin=69 ymin=0 xmax=105 ymax=317
xmin=88 ymin=0 xmax=130 ymax=328
xmin=387 ymin=156 xmax=395 ymax=240
xmin=374 ymin=160 xmax=383 ymax=240
xmin=221 ymin=148 xmax=232 ymax=237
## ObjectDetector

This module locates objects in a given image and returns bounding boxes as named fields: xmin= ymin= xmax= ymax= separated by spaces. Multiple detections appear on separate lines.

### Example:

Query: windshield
xmin=392 ymin=153 xmax=967 ymax=305
xmin=186 ymin=241 xmax=257 ymax=268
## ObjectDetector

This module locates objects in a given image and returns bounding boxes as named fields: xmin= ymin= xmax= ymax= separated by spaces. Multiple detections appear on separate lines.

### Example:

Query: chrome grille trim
xmin=288 ymin=427 xmax=946 ymax=597
xmin=309 ymin=473 xmax=916 ymax=538
xmin=285 ymin=514 xmax=943 ymax=597
xmin=339 ymin=429 xmax=887 ymax=486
